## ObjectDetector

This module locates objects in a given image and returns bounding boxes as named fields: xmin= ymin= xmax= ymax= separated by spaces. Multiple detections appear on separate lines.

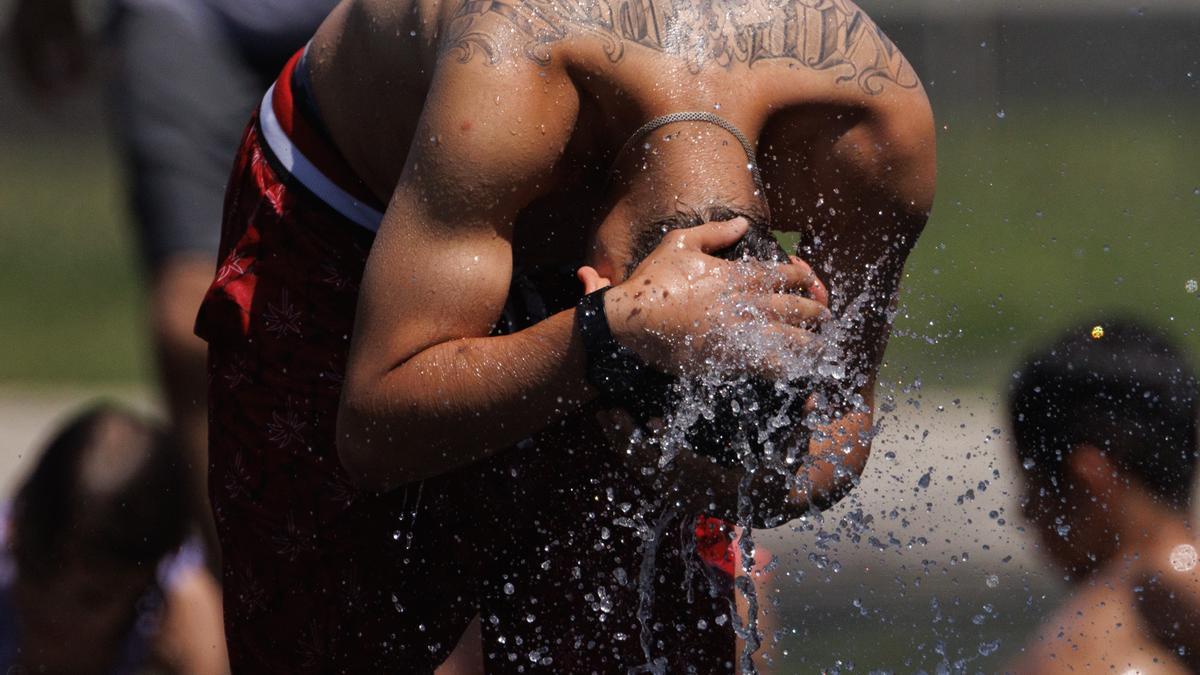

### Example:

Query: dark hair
xmin=1008 ymin=318 xmax=1200 ymax=507
xmin=620 ymin=203 xmax=814 ymax=466
xmin=626 ymin=204 xmax=783 ymax=275
xmin=11 ymin=404 xmax=191 ymax=574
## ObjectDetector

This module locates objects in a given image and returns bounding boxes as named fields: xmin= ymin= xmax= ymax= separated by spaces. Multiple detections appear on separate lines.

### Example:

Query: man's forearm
xmin=338 ymin=309 xmax=596 ymax=490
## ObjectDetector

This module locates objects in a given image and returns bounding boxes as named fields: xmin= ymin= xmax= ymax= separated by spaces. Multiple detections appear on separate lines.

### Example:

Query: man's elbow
xmin=335 ymin=393 xmax=419 ymax=493
xmin=786 ymin=430 xmax=874 ymax=516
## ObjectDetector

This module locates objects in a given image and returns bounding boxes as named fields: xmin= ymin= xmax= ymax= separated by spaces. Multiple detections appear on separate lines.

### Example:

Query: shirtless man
xmin=1006 ymin=319 xmax=1200 ymax=673
xmin=196 ymin=0 xmax=933 ymax=670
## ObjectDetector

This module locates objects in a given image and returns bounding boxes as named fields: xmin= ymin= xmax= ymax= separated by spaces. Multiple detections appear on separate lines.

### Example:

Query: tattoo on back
xmin=444 ymin=0 xmax=918 ymax=94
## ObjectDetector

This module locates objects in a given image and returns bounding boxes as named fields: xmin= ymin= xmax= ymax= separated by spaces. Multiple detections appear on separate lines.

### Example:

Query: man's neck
xmin=1101 ymin=495 xmax=1192 ymax=583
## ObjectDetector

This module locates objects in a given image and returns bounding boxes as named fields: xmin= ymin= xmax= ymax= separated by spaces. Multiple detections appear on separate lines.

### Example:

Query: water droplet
xmin=1056 ymin=523 xmax=1072 ymax=539
xmin=598 ymin=588 xmax=614 ymax=613
xmin=1170 ymin=544 xmax=1198 ymax=571
xmin=1091 ymin=325 xmax=1105 ymax=340
xmin=985 ymin=574 xmax=999 ymax=589
xmin=1186 ymin=279 xmax=1198 ymax=294
xmin=504 ymin=582 xmax=515 ymax=595
xmin=996 ymin=109 xmax=1006 ymax=120
xmin=1022 ymin=457 xmax=1036 ymax=470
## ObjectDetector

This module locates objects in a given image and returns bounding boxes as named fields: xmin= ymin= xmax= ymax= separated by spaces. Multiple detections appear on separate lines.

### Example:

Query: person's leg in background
xmin=150 ymin=254 xmax=218 ymax=561
xmin=107 ymin=0 xmax=267 ymax=569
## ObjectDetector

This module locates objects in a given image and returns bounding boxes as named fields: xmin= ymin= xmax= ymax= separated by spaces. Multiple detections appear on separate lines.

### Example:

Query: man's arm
xmin=337 ymin=51 xmax=586 ymax=491
xmin=157 ymin=567 xmax=230 ymax=675
xmin=337 ymin=53 xmax=823 ymax=491
xmin=767 ymin=81 xmax=937 ymax=513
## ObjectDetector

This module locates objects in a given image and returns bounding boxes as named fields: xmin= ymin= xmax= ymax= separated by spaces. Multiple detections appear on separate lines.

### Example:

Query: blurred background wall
xmin=0 ymin=0 xmax=1197 ymax=671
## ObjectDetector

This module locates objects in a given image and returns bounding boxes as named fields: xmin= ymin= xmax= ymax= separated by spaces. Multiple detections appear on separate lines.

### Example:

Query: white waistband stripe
xmin=258 ymin=86 xmax=385 ymax=233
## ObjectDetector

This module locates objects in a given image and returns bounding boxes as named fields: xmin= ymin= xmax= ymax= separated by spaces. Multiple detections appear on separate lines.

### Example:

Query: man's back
xmin=309 ymin=0 xmax=933 ymax=236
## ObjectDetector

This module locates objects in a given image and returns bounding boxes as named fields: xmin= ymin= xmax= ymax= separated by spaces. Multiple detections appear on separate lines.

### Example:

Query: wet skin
xmin=307 ymin=0 xmax=935 ymax=669
xmin=1012 ymin=446 xmax=1200 ymax=674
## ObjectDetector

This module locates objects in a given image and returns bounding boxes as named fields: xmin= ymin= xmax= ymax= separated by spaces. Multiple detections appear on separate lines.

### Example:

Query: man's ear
xmin=1066 ymin=443 xmax=1123 ymax=500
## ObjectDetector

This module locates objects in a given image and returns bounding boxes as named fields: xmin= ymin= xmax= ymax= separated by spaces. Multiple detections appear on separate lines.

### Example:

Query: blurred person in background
xmin=0 ymin=404 xmax=227 ymax=674
xmin=1006 ymin=318 xmax=1200 ymax=673
xmin=8 ymin=0 xmax=339 ymax=565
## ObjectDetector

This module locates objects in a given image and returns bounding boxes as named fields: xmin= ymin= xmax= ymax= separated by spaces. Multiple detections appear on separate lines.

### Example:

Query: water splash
xmin=614 ymin=259 xmax=885 ymax=670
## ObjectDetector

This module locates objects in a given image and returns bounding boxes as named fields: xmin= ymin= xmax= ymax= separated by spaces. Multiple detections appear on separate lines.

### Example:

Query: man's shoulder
xmin=438 ymin=0 xmax=919 ymax=84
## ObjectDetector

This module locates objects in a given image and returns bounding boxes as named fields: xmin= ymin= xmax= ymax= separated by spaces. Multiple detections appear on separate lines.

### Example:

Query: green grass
xmin=0 ymin=136 xmax=153 ymax=384
xmin=1 ymin=104 xmax=1197 ymax=385
xmin=885 ymin=104 xmax=1200 ymax=387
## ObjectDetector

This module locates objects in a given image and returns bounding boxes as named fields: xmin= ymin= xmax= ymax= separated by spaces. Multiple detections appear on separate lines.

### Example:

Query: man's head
xmin=11 ymin=404 xmax=190 ymax=640
xmin=589 ymin=202 xmax=780 ymax=283
xmin=625 ymin=204 xmax=786 ymax=274
xmin=1008 ymin=318 xmax=1199 ymax=576
xmin=585 ymin=203 xmax=821 ymax=466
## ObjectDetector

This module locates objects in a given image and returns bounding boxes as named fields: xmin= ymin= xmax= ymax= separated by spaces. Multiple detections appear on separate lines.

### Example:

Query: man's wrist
xmin=596 ymin=284 xmax=635 ymax=350
xmin=576 ymin=287 xmax=647 ymax=406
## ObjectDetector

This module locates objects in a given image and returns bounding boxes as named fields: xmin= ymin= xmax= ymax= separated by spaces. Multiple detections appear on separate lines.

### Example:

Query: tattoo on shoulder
xmin=443 ymin=0 xmax=918 ymax=94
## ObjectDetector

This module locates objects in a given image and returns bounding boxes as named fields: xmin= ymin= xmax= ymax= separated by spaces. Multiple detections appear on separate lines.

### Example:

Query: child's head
xmin=1008 ymin=318 xmax=1198 ymax=575
xmin=10 ymin=404 xmax=190 ymax=639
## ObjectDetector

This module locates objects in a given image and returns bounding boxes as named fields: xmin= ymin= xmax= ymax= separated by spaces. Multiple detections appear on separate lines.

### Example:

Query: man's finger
xmin=787 ymin=256 xmax=829 ymax=307
xmin=576 ymin=266 xmax=612 ymax=294
xmin=733 ymin=260 xmax=825 ymax=301
xmin=754 ymin=295 xmax=831 ymax=328
xmin=685 ymin=217 xmax=749 ymax=253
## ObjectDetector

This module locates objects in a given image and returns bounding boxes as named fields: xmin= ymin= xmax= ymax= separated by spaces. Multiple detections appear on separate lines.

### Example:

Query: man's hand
xmin=10 ymin=0 xmax=89 ymax=96
xmin=592 ymin=218 xmax=829 ymax=380
xmin=585 ymin=232 xmax=860 ymax=524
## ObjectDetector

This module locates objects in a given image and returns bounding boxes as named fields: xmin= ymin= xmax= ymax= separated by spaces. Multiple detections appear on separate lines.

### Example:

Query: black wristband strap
xmin=576 ymin=287 xmax=650 ymax=406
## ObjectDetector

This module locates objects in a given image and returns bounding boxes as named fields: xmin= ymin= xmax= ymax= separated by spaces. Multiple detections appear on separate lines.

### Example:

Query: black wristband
xmin=576 ymin=287 xmax=653 ymax=406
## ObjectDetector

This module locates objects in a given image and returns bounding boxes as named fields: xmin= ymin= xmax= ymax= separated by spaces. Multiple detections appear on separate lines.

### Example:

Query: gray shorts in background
xmin=107 ymin=0 xmax=308 ymax=270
